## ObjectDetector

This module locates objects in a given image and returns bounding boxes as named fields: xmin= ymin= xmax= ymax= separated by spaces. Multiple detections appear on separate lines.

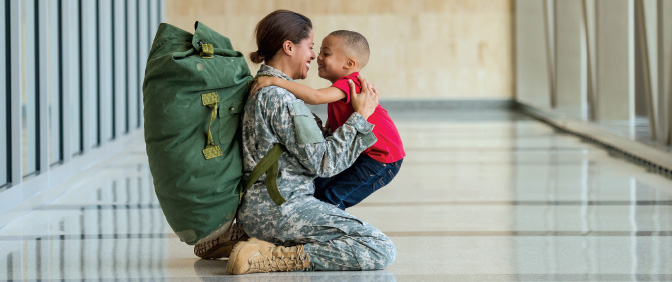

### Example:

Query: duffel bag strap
xmin=242 ymin=143 xmax=287 ymax=206
xmin=201 ymin=92 xmax=222 ymax=159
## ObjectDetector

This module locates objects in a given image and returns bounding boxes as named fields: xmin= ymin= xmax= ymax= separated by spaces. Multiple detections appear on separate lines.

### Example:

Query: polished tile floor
xmin=1 ymin=109 xmax=672 ymax=281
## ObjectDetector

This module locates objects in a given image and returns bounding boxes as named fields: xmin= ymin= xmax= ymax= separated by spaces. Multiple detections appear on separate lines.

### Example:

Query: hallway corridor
xmin=1 ymin=109 xmax=671 ymax=281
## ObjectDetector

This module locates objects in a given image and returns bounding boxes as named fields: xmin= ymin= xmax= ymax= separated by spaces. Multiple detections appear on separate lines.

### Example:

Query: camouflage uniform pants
xmin=238 ymin=196 xmax=396 ymax=271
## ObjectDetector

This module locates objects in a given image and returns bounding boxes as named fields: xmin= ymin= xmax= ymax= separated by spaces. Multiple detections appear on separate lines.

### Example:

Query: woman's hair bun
xmin=249 ymin=51 xmax=265 ymax=64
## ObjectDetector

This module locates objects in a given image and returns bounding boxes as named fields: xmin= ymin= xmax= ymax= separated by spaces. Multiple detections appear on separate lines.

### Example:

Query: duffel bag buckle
xmin=198 ymin=40 xmax=214 ymax=59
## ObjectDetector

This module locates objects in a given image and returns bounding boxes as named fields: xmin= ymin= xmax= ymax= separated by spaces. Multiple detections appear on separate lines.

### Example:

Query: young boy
xmin=253 ymin=30 xmax=405 ymax=210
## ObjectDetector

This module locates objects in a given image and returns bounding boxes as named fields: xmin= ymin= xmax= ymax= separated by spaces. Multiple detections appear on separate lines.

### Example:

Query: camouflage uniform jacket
xmin=238 ymin=63 xmax=377 ymax=226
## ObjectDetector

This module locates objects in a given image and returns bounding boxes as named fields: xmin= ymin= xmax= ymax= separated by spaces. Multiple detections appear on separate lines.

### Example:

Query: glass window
xmin=99 ymin=0 xmax=113 ymax=143
xmin=21 ymin=0 xmax=38 ymax=177
xmin=48 ymin=0 xmax=61 ymax=165
xmin=81 ymin=0 xmax=97 ymax=150
xmin=149 ymin=0 xmax=157 ymax=44
xmin=113 ymin=0 xmax=126 ymax=138
xmin=1 ymin=0 xmax=7 ymax=187
xmin=63 ymin=0 xmax=81 ymax=156
xmin=137 ymin=0 xmax=148 ymax=129
xmin=126 ymin=0 xmax=138 ymax=134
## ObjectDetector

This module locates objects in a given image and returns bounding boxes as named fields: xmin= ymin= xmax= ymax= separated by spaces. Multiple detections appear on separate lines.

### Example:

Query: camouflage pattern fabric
xmin=237 ymin=65 xmax=396 ymax=271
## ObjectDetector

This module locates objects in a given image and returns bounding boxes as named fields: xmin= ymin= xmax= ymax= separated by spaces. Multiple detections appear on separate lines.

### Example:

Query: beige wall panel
xmin=596 ymin=0 xmax=633 ymax=121
xmin=663 ymin=1 xmax=672 ymax=142
xmin=515 ymin=0 xmax=551 ymax=109
xmin=555 ymin=0 xmax=583 ymax=117
xmin=643 ymin=0 xmax=658 ymax=101
xmin=166 ymin=0 xmax=513 ymax=100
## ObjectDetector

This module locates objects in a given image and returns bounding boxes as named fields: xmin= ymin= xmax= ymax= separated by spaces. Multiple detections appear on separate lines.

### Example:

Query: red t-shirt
xmin=329 ymin=72 xmax=406 ymax=163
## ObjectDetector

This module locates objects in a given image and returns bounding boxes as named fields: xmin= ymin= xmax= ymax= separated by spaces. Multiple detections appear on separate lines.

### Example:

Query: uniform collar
xmin=257 ymin=64 xmax=294 ymax=82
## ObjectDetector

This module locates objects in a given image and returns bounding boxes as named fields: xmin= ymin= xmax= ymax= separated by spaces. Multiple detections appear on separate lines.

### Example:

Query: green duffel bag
xmin=143 ymin=22 xmax=259 ymax=245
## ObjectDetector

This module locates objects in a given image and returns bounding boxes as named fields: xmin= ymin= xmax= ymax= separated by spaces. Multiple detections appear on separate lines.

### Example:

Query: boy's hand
xmin=350 ymin=76 xmax=379 ymax=120
xmin=323 ymin=119 xmax=332 ymax=137
xmin=250 ymin=76 xmax=278 ymax=96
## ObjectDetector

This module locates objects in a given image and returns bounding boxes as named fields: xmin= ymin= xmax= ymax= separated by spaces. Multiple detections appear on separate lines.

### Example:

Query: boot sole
xmin=225 ymin=241 xmax=247 ymax=274
xmin=194 ymin=241 xmax=235 ymax=259
xmin=195 ymin=234 xmax=250 ymax=259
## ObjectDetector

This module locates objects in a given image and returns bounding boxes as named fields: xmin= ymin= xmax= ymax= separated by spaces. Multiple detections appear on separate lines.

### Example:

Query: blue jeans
xmin=313 ymin=154 xmax=403 ymax=210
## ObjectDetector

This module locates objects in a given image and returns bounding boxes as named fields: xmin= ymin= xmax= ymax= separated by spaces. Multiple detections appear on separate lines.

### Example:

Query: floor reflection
xmin=0 ymin=165 xmax=170 ymax=281
xmin=1 ymin=110 xmax=672 ymax=281
xmin=192 ymin=260 xmax=398 ymax=282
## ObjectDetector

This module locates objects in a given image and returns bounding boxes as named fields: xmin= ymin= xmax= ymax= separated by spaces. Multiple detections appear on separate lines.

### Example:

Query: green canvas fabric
xmin=143 ymin=22 xmax=253 ymax=245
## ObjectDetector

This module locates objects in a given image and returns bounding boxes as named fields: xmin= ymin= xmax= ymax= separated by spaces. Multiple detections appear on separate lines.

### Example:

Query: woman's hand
xmin=250 ymin=76 xmax=278 ymax=96
xmin=350 ymin=75 xmax=379 ymax=120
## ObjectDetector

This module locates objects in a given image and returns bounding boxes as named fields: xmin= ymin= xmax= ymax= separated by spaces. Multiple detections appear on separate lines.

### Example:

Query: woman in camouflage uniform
xmin=226 ymin=10 xmax=396 ymax=275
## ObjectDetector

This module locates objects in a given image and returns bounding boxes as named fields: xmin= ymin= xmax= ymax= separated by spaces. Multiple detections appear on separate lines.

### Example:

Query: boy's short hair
xmin=329 ymin=30 xmax=370 ymax=68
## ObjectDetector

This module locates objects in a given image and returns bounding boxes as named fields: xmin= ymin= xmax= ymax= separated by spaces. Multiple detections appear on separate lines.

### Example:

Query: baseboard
xmin=516 ymin=102 xmax=672 ymax=177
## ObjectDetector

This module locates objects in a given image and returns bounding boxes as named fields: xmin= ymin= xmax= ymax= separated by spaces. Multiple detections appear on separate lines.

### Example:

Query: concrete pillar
xmin=595 ymin=0 xmax=634 ymax=126
xmin=515 ymin=0 xmax=551 ymax=109
xmin=555 ymin=0 xmax=584 ymax=118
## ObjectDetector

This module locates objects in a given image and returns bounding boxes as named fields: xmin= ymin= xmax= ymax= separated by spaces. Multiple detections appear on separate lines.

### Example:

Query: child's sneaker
xmin=194 ymin=223 xmax=249 ymax=259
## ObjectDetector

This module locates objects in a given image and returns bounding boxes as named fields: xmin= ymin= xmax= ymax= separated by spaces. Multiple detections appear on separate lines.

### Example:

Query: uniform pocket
xmin=289 ymin=101 xmax=324 ymax=145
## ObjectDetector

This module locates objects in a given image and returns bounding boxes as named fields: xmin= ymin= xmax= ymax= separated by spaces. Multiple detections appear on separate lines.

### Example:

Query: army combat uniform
xmin=237 ymin=65 xmax=396 ymax=271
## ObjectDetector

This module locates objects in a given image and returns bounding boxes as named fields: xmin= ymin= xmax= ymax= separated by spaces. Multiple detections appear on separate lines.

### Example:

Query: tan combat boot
xmin=226 ymin=238 xmax=310 ymax=275
xmin=194 ymin=223 xmax=250 ymax=259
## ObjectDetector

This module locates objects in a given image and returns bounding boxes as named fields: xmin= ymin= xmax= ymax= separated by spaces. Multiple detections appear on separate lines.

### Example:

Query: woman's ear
xmin=282 ymin=40 xmax=294 ymax=56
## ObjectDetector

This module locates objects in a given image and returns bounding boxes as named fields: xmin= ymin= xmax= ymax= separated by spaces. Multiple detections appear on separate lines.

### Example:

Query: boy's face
xmin=317 ymin=35 xmax=352 ymax=83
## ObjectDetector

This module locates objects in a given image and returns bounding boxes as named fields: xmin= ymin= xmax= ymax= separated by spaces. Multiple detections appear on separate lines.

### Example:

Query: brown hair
xmin=250 ymin=10 xmax=313 ymax=64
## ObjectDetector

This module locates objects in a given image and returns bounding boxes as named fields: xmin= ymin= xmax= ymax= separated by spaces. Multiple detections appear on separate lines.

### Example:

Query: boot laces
xmin=248 ymin=245 xmax=308 ymax=272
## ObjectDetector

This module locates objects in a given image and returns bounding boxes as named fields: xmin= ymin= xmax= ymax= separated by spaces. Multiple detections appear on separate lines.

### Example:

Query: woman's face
xmin=289 ymin=30 xmax=315 ymax=80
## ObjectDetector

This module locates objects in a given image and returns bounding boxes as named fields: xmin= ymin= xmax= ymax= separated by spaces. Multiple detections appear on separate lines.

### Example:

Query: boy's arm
xmin=257 ymin=77 xmax=346 ymax=105
xmin=275 ymin=79 xmax=346 ymax=105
